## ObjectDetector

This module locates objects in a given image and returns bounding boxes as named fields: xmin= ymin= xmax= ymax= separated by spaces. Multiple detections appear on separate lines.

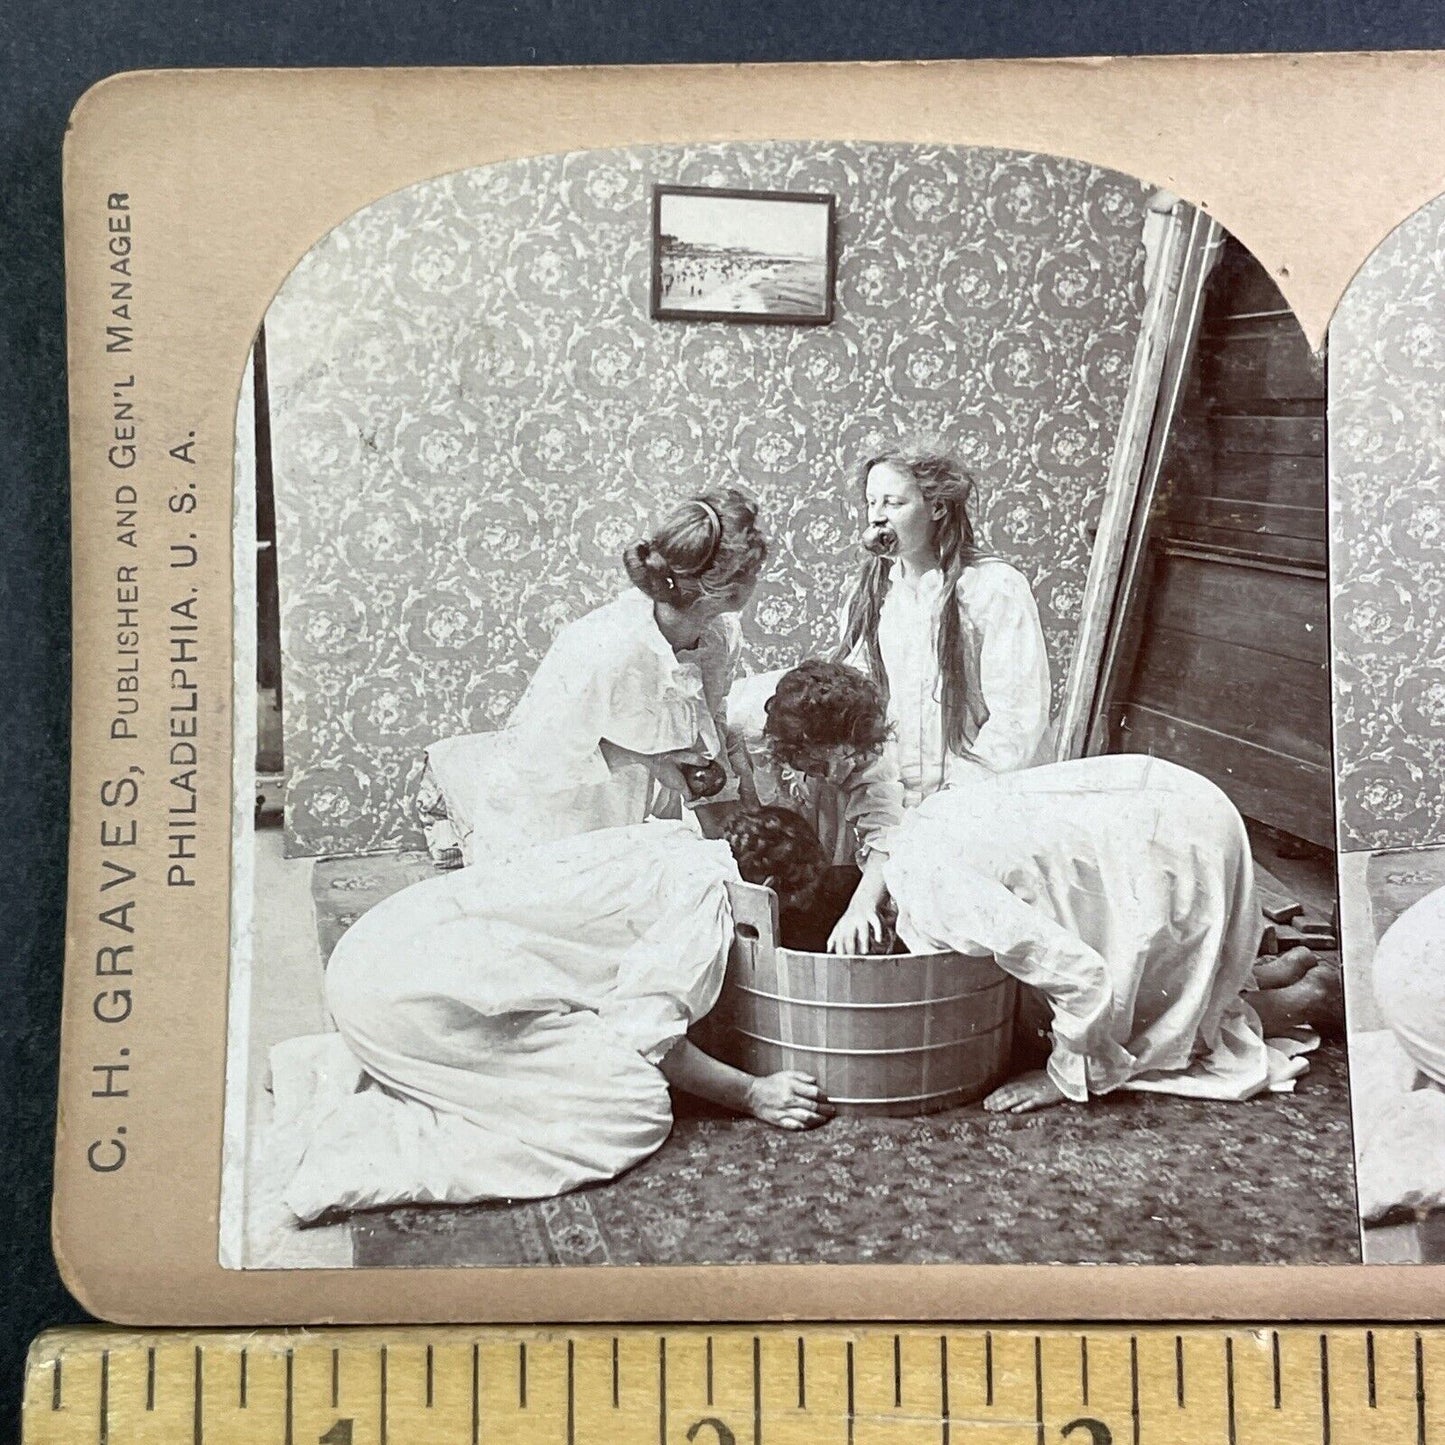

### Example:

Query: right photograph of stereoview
xmin=1329 ymin=191 xmax=1445 ymax=1263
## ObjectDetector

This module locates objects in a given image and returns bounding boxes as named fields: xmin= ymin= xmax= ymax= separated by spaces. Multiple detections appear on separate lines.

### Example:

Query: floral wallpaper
xmin=1329 ymin=192 xmax=1445 ymax=854
xmin=262 ymin=142 xmax=1151 ymax=856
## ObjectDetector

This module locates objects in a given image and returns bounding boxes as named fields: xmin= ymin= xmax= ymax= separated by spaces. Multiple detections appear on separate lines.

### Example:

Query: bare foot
xmin=1252 ymin=961 xmax=1344 ymax=1036
xmin=1296 ymin=961 xmax=1344 ymax=1037
xmin=984 ymin=1070 xmax=1068 ymax=1115
xmin=1253 ymin=945 xmax=1317 ymax=990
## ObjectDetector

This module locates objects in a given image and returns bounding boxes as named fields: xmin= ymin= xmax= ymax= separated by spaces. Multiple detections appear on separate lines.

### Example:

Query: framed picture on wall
xmin=651 ymin=184 xmax=837 ymax=324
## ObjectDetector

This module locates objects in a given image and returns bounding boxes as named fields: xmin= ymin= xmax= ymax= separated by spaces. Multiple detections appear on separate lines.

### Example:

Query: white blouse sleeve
xmin=943 ymin=563 xmax=1052 ymax=787
xmin=598 ymin=842 xmax=737 ymax=1062
xmin=679 ymin=615 xmax=746 ymax=809
xmin=724 ymin=667 xmax=789 ymax=751
xmin=841 ymin=748 xmax=906 ymax=860
xmin=508 ymin=610 xmax=703 ymax=789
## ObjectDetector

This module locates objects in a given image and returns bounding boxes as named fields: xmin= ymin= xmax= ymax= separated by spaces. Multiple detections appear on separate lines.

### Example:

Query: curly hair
xmin=623 ymin=488 xmax=768 ymax=609
xmin=762 ymin=660 xmax=891 ymax=770
xmin=722 ymin=805 xmax=829 ymax=916
xmin=835 ymin=439 xmax=987 ymax=755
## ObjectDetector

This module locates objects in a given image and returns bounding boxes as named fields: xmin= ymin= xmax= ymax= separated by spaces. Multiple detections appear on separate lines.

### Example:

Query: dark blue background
xmin=3 ymin=2 xmax=1443 ymax=1437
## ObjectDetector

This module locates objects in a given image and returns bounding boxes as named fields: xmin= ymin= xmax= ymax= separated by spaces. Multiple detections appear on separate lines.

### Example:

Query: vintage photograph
xmin=221 ymin=140 xmax=1355 ymax=1273
xmin=652 ymin=184 xmax=835 ymax=323
xmin=1328 ymin=189 xmax=1445 ymax=1264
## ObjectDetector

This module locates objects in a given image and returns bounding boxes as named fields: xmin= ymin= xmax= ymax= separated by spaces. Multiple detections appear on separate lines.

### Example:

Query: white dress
xmin=725 ymin=668 xmax=905 ymax=867
xmin=1372 ymin=884 xmax=1445 ymax=1088
xmin=851 ymin=558 xmax=1052 ymax=807
xmin=425 ymin=589 xmax=741 ymax=864
xmin=276 ymin=822 xmax=738 ymax=1221
xmin=1353 ymin=885 xmax=1445 ymax=1223
xmin=883 ymin=754 xmax=1307 ymax=1103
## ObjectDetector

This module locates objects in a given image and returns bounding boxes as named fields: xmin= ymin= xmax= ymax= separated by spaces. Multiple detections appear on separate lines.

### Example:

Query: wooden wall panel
xmin=1106 ymin=235 xmax=1333 ymax=847
xmin=1118 ymin=707 xmax=1334 ymax=847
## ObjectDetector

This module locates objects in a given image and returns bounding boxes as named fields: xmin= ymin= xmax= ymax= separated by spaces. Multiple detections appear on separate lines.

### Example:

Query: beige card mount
xmin=59 ymin=55 xmax=1445 ymax=1324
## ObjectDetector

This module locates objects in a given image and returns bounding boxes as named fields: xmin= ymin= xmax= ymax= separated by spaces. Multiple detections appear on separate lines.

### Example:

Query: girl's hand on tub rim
xmin=745 ymin=1071 xmax=835 ymax=1131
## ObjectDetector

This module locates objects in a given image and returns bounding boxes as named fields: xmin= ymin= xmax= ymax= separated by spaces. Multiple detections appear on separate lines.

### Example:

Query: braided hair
xmin=722 ymin=805 xmax=829 ymax=916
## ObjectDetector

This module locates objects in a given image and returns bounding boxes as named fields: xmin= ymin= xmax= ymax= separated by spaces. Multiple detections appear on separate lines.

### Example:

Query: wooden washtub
xmin=694 ymin=880 xmax=1017 ymax=1117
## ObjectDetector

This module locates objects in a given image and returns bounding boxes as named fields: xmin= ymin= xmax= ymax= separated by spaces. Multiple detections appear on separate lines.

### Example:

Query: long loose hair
xmin=835 ymin=443 xmax=986 ymax=756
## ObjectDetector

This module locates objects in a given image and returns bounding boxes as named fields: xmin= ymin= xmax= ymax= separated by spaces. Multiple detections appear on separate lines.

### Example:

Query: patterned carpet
xmin=312 ymin=852 xmax=1362 ymax=1269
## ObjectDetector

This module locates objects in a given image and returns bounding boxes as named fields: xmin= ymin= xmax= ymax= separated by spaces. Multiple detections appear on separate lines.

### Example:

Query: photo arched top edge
xmin=61 ymin=55 xmax=1445 ymax=351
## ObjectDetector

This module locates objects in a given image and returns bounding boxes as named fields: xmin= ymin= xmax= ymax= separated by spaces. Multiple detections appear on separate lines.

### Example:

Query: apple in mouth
xmin=861 ymin=523 xmax=898 ymax=558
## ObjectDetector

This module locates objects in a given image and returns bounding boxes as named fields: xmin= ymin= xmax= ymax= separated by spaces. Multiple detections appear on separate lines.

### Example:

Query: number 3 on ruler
xmin=319 ymin=1422 xmax=354 ymax=1445
xmin=1061 ymin=1420 xmax=1112 ymax=1445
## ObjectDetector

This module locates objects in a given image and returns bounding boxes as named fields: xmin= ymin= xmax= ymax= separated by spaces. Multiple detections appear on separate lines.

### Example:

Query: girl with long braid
xmin=837 ymin=441 xmax=1052 ymax=808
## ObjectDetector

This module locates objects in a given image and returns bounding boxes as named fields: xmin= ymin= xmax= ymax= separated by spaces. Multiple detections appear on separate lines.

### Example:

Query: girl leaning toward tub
xmin=419 ymin=488 xmax=766 ymax=866
xmin=727 ymin=659 xmax=905 ymax=954
xmin=729 ymin=756 xmax=1342 ymax=1116
xmin=837 ymin=440 xmax=1053 ymax=807
xmin=274 ymin=810 xmax=838 ymax=1224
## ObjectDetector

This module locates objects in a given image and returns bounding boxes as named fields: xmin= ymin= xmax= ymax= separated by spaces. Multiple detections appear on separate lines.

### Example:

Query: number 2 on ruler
xmin=319 ymin=1422 xmax=353 ymax=1445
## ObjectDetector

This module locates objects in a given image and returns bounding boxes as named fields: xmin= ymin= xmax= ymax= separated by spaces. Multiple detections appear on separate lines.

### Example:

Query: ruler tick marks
xmin=1416 ymin=1333 xmax=1427 ymax=1445
xmin=193 ymin=1346 xmax=203 ymax=1445
xmin=470 ymin=1344 xmax=479 ymax=1445
xmin=754 ymin=1335 xmax=763 ymax=1445
xmin=99 ymin=1350 xmax=109 ymax=1445
xmin=940 ymin=1335 xmax=951 ymax=1445
xmin=846 ymin=1341 xmax=856 ymax=1445
xmin=1034 ymin=1336 xmax=1045 ymax=1445
xmin=566 ymin=1340 xmax=575 ymax=1445
xmin=380 ymin=1345 xmax=388 ymax=1445
xmin=1225 ymin=1338 xmax=1237 ymax=1445
xmin=1130 ymin=1336 xmax=1140 ymax=1445
xmin=38 ymin=1323 xmax=1445 ymax=1445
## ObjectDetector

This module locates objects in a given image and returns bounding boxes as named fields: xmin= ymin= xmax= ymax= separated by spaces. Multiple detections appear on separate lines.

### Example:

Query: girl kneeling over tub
xmin=728 ymin=753 xmax=1341 ymax=1116
xmin=273 ymin=814 xmax=835 ymax=1224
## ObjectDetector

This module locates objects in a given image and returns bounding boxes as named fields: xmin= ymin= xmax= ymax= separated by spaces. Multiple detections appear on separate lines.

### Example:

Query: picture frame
xmin=650 ymin=183 xmax=837 ymax=324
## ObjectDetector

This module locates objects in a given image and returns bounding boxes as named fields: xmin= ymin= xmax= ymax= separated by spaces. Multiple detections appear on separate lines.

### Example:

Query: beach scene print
xmin=655 ymin=187 xmax=833 ymax=321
